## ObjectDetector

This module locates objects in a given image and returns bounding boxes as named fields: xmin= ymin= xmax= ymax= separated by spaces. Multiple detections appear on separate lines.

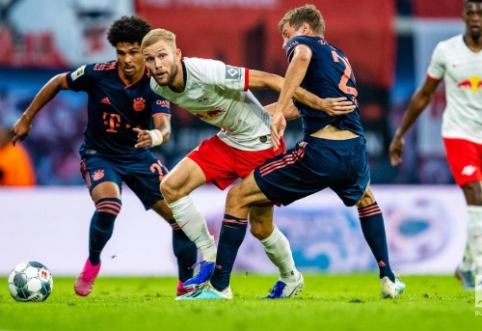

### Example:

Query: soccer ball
xmin=8 ymin=261 xmax=53 ymax=302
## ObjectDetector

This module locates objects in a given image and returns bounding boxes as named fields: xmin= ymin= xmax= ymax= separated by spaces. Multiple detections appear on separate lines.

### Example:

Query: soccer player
xmin=141 ymin=28 xmax=356 ymax=300
xmin=11 ymin=16 xmax=197 ymax=297
xmin=389 ymin=0 xmax=482 ymax=290
xmin=185 ymin=4 xmax=406 ymax=300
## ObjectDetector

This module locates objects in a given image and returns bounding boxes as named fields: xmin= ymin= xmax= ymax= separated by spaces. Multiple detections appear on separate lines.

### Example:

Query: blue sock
xmin=167 ymin=219 xmax=197 ymax=282
xmin=89 ymin=198 xmax=122 ymax=266
xmin=210 ymin=214 xmax=248 ymax=292
xmin=358 ymin=202 xmax=395 ymax=282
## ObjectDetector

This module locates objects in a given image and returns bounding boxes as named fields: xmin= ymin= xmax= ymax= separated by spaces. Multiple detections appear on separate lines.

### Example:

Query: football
xmin=8 ymin=261 xmax=53 ymax=302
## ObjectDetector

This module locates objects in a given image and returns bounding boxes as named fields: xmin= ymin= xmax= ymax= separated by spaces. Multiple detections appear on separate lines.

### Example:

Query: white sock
xmin=168 ymin=196 xmax=216 ymax=262
xmin=458 ymin=241 xmax=473 ymax=272
xmin=467 ymin=205 xmax=482 ymax=274
xmin=260 ymin=225 xmax=299 ymax=283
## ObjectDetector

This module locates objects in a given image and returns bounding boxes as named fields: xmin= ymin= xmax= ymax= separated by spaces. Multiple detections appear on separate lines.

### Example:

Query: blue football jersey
xmin=66 ymin=61 xmax=171 ymax=156
xmin=285 ymin=36 xmax=364 ymax=137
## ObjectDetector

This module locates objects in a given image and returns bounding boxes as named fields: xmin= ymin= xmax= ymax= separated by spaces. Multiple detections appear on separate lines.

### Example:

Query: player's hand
xmin=319 ymin=97 xmax=356 ymax=116
xmin=133 ymin=127 xmax=152 ymax=148
xmin=389 ymin=135 xmax=405 ymax=166
xmin=270 ymin=111 xmax=286 ymax=150
xmin=12 ymin=115 xmax=32 ymax=146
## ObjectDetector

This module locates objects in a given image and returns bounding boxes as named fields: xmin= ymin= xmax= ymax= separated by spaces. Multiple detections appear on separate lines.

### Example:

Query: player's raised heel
xmin=176 ymin=281 xmax=233 ymax=300
xmin=455 ymin=267 xmax=475 ymax=290
xmin=380 ymin=274 xmax=406 ymax=299
xmin=74 ymin=259 xmax=101 ymax=297
xmin=183 ymin=261 xmax=215 ymax=289
xmin=264 ymin=273 xmax=304 ymax=299
xmin=176 ymin=280 xmax=195 ymax=296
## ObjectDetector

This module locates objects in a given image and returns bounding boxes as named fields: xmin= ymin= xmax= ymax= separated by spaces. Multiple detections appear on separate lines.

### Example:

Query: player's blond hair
xmin=141 ymin=28 xmax=177 ymax=50
xmin=278 ymin=4 xmax=325 ymax=35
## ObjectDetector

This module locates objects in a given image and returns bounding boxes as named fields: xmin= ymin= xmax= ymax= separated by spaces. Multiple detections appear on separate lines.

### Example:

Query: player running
xmin=11 ymin=16 xmax=197 ymax=297
xmin=390 ymin=0 xmax=482 ymax=290
xmin=185 ymin=4 xmax=406 ymax=300
xmin=140 ymin=28 xmax=355 ymax=300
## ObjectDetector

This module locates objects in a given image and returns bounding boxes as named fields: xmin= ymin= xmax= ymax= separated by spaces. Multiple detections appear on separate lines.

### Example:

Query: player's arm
xmin=134 ymin=114 xmax=172 ymax=149
xmin=12 ymin=73 xmax=70 ymax=145
xmin=271 ymin=44 xmax=312 ymax=149
xmin=264 ymin=102 xmax=300 ymax=121
xmin=389 ymin=77 xmax=441 ymax=165
xmin=248 ymin=69 xmax=355 ymax=116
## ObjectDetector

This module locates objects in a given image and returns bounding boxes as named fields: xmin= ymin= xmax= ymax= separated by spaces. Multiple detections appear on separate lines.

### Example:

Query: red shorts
xmin=188 ymin=135 xmax=285 ymax=190
xmin=443 ymin=137 xmax=482 ymax=186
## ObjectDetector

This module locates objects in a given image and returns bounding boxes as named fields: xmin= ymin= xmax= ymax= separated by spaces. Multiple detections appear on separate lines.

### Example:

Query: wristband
xmin=147 ymin=129 xmax=164 ymax=147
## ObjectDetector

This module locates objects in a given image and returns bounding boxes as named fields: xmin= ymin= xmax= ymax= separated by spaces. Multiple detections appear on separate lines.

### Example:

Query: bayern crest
xmin=133 ymin=97 xmax=146 ymax=111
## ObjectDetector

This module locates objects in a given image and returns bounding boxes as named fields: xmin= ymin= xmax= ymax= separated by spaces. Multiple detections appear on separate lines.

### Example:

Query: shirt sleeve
xmin=65 ymin=64 xmax=95 ymax=92
xmin=285 ymin=36 xmax=307 ymax=62
xmin=187 ymin=58 xmax=248 ymax=91
xmin=427 ymin=43 xmax=446 ymax=80
xmin=150 ymin=94 xmax=171 ymax=116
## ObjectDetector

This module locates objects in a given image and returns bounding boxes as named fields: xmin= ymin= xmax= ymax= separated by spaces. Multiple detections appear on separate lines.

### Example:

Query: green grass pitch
xmin=0 ymin=274 xmax=478 ymax=331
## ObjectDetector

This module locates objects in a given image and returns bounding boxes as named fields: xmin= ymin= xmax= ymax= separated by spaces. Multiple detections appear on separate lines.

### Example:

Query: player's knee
xmin=160 ymin=178 xmax=176 ymax=200
xmin=462 ymin=182 xmax=482 ymax=205
xmin=249 ymin=219 xmax=273 ymax=240
xmin=226 ymin=185 xmax=244 ymax=208
xmin=356 ymin=185 xmax=376 ymax=208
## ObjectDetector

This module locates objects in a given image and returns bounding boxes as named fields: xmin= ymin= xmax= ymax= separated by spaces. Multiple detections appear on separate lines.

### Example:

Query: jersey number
xmin=332 ymin=51 xmax=358 ymax=97
xmin=150 ymin=161 xmax=167 ymax=181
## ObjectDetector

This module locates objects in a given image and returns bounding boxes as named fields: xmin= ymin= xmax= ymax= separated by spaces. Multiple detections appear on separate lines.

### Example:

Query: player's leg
xmin=322 ymin=136 xmax=403 ymax=298
xmin=75 ymin=157 xmax=123 ymax=296
xmin=460 ymin=182 xmax=482 ymax=284
xmin=355 ymin=184 xmax=405 ymax=299
xmin=151 ymin=199 xmax=197 ymax=296
xmin=122 ymin=155 xmax=199 ymax=296
xmin=356 ymin=185 xmax=394 ymax=281
xmin=222 ymin=170 xmax=304 ymax=299
xmin=249 ymin=204 xmax=303 ymax=298
xmin=177 ymin=173 xmax=268 ymax=300
xmin=178 ymin=141 xmax=310 ymax=300
xmin=173 ymin=136 xmax=255 ymax=293
xmin=443 ymin=138 xmax=482 ymax=289
xmin=207 ymin=142 xmax=300 ymax=294
xmin=207 ymin=144 xmax=311 ymax=299
xmin=160 ymin=156 xmax=216 ymax=266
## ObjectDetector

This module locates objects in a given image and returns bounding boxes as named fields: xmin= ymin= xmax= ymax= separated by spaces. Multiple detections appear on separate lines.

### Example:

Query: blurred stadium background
xmin=0 ymin=0 xmax=469 ymax=276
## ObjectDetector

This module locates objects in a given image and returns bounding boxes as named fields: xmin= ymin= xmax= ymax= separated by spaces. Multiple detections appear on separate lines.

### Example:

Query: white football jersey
xmin=427 ymin=35 xmax=482 ymax=144
xmin=150 ymin=57 xmax=272 ymax=151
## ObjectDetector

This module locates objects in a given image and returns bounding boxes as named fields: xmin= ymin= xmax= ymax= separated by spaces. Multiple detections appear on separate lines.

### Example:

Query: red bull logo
xmin=457 ymin=76 xmax=482 ymax=92
xmin=206 ymin=108 xmax=226 ymax=117
xmin=195 ymin=108 xmax=226 ymax=120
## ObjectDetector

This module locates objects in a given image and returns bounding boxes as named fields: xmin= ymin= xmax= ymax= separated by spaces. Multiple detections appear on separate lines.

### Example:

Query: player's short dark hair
xmin=465 ymin=0 xmax=482 ymax=3
xmin=107 ymin=16 xmax=152 ymax=47
xmin=278 ymin=4 xmax=325 ymax=35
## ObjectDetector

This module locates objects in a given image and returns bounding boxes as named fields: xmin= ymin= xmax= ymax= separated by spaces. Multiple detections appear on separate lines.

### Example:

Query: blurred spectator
xmin=0 ymin=124 xmax=36 ymax=186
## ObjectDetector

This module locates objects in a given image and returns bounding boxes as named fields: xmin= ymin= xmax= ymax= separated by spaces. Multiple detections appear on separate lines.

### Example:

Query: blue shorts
xmin=80 ymin=151 xmax=168 ymax=210
xmin=254 ymin=136 xmax=370 ymax=207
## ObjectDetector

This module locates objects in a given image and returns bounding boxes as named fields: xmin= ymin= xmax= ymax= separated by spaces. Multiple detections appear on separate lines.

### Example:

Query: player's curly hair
xmin=107 ymin=16 xmax=152 ymax=47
